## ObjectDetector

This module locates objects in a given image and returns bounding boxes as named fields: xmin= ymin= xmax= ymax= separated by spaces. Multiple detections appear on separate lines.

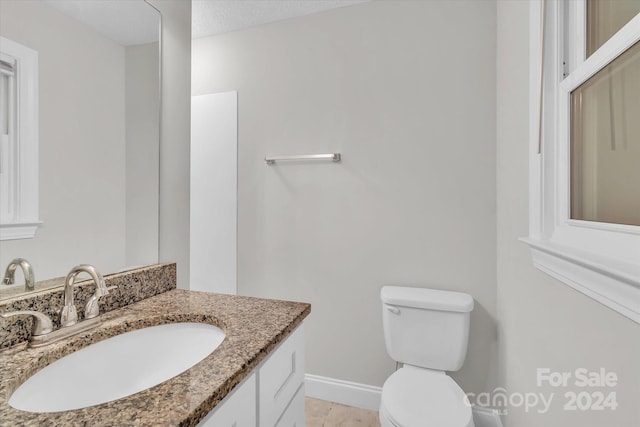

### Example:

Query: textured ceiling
xmin=192 ymin=0 xmax=369 ymax=39
xmin=43 ymin=0 xmax=369 ymax=46
xmin=43 ymin=0 xmax=159 ymax=46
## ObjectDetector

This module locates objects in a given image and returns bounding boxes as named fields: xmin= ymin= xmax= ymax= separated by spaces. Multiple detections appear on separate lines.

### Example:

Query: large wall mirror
xmin=0 ymin=0 xmax=161 ymax=300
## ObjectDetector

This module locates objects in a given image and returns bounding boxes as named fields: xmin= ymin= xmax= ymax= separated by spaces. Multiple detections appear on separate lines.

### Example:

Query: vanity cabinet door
xmin=274 ymin=384 xmax=305 ymax=427
xmin=258 ymin=325 xmax=305 ymax=427
xmin=197 ymin=373 xmax=256 ymax=427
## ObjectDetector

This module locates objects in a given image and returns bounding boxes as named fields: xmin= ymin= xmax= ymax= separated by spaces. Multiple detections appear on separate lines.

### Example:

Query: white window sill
xmin=520 ymin=237 xmax=640 ymax=323
xmin=0 ymin=221 xmax=42 ymax=241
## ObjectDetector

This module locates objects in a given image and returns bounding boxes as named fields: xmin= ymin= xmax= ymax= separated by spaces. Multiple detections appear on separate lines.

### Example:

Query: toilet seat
xmin=380 ymin=367 xmax=474 ymax=427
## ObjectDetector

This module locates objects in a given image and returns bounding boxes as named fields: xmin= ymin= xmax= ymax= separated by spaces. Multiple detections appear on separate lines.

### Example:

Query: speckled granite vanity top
xmin=0 ymin=289 xmax=310 ymax=426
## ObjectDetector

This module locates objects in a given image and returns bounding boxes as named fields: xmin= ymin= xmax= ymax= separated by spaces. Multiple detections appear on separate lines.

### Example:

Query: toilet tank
xmin=381 ymin=286 xmax=474 ymax=372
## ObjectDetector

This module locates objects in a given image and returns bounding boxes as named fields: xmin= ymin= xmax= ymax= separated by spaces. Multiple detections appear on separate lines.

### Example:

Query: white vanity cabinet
xmin=198 ymin=324 xmax=305 ymax=427
xmin=258 ymin=323 xmax=305 ymax=427
xmin=274 ymin=384 xmax=305 ymax=427
xmin=197 ymin=373 xmax=257 ymax=427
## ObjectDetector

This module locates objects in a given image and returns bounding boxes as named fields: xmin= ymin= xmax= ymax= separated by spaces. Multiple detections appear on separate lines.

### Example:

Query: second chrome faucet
xmin=2 ymin=258 xmax=35 ymax=291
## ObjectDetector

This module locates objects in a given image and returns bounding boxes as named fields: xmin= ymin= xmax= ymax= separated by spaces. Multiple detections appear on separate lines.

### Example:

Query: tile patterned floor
xmin=306 ymin=397 xmax=381 ymax=427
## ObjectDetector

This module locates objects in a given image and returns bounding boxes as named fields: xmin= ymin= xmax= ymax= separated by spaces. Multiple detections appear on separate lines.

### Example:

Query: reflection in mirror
xmin=0 ymin=0 xmax=160 ymax=300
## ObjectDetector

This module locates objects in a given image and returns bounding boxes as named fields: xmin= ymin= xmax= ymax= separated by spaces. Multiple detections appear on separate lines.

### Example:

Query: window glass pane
xmin=571 ymin=41 xmax=640 ymax=226
xmin=587 ymin=0 xmax=640 ymax=57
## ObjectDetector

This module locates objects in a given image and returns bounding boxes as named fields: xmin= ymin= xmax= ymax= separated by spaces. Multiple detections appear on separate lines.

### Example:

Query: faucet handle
xmin=0 ymin=310 xmax=53 ymax=336
xmin=84 ymin=285 xmax=116 ymax=319
xmin=60 ymin=304 xmax=78 ymax=327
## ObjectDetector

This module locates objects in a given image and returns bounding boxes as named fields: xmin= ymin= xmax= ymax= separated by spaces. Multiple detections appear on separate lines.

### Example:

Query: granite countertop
xmin=0 ymin=289 xmax=311 ymax=426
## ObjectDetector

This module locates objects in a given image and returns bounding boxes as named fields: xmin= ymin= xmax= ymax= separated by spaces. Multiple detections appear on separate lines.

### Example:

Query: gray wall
xmin=0 ymin=0 xmax=126 ymax=279
xmin=148 ymin=0 xmax=192 ymax=288
xmin=192 ymin=0 xmax=497 ymax=393
xmin=496 ymin=1 xmax=640 ymax=426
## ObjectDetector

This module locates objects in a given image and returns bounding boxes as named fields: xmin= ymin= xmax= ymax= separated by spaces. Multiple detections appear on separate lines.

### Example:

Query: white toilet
xmin=380 ymin=286 xmax=475 ymax=427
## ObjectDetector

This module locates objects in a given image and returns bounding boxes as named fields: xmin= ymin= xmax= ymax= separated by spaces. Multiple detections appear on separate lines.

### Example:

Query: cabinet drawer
xmin=275 ymin=384 xmax=305 ymax=427
xmin=259 ymin=325 xmax=305 ymax=427
xmin=197 ymin=373 xmax=256 ymax=427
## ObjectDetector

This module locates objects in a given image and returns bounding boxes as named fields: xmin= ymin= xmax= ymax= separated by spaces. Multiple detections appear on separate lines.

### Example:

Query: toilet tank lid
xmin=381 ymin=286 xmax=474 ymax=313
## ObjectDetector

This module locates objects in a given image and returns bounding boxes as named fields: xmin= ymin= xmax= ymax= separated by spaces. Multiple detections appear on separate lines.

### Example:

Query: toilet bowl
xmin=379 ymin=366 xmax=473 ymax=427
xmin=380 ymin=286 xmax=475 ymax=427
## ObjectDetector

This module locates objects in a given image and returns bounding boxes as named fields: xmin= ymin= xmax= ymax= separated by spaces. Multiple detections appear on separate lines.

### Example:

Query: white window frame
xmin=522 ymin=1 xmax=640 ymax=323
xmin=0 ymin=37 xmax=41 ymax=240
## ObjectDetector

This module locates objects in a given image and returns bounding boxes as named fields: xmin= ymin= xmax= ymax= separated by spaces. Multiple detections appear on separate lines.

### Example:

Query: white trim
xmin=304 ymin=374 xmax=382 ymax=411
xmin=0 ymin=221 xmax=42 ymax=240
xmin=563 ymin=0 xmax=586 ymax=75
xmin=0 ymin=37 xmax=40 ymax=240
xmin=524 ymin=0 xmax=640 ymax=324
xmin=561 ymin=13 xmax=640 ymax=92
xmin=521 ymin=238 xmax=640 ymax=323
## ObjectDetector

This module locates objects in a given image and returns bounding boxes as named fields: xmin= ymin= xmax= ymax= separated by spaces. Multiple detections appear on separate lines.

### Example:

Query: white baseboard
xmin=304 ymin=374 xmax=382 ymax=411
xmin=305 ymin=374 xmax=504 ymax=427
xmin=471 ymin=406 xmax=503 ymax=427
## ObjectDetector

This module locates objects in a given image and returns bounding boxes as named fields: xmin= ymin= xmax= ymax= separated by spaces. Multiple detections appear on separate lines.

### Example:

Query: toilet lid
xmin=381 ymin=368 xmax=473 ymax=427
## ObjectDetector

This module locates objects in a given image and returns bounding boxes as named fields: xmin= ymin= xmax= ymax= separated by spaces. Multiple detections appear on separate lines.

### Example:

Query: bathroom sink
xmin=9 ymin=322 xmax=225 ymax=413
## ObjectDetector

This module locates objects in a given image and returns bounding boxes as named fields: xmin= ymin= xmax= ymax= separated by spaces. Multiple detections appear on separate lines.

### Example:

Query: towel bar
xmin=265 ymin=153 xmax=341 ymax=164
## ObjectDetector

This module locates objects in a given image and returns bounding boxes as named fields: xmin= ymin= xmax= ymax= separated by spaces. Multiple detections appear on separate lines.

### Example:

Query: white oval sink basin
xmin=9 ymin=322 xmax=225 ymax=413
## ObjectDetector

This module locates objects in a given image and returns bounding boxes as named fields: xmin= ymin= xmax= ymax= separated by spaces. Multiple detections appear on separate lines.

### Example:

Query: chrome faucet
xmin=1 ymin=264 xmax=114 ymax=349
xmin=2 ymin=258 xmax=35 ymax=291
xmin=61 ymin=264 xmax=110 ymax=328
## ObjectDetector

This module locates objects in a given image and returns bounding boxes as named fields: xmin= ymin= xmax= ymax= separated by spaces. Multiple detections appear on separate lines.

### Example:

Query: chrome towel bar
xmin=265 ymin=153 xmax=341 ymax=165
